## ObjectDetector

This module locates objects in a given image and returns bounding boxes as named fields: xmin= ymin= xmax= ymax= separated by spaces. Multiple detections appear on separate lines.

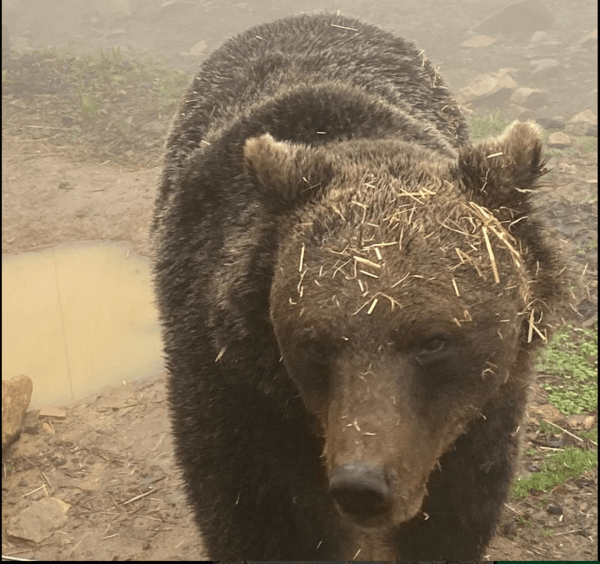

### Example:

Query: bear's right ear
xmin=455 ymin=120 xmax=545 ymax=216
xmin=244 ymin=134 xmax=333 ymax=210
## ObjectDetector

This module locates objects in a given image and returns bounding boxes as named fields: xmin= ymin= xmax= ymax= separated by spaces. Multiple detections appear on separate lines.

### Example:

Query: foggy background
xmin=2 ymin=0 xmax=597 ymax=561
xmin=2 ymin=0 xmax=598 ymax=118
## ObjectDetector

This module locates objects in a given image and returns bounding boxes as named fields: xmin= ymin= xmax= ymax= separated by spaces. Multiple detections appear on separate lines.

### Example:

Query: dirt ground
xmin=2 ymin=0 xmax=598 ymax=561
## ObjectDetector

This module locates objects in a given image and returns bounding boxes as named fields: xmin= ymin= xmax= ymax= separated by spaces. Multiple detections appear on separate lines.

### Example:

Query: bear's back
xmin=163 ymin=13 xmax=468 ymax=174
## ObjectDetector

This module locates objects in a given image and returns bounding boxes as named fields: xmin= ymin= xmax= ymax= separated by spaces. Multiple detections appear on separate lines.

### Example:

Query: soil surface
xmin=2 ymin=0 xmax=597 ymax=561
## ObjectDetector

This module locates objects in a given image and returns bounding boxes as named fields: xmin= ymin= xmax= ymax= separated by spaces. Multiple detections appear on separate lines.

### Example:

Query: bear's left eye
xmin=420 ymin=337 xmax=445 ymax=354
xmin=414 ymin=336 xmax=448 ymax=363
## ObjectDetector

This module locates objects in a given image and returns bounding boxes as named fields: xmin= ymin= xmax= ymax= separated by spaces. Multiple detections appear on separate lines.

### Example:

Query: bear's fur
xmin=151 ymin=13 xmax=567 ymax=560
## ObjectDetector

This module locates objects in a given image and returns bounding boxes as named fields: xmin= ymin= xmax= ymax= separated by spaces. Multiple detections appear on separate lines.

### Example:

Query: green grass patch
xmin=512 ymin=446 xmax=597 ymax=498
xmin=536 ymin=326 xmax=597 ymax=416
xmin=2 ymin=46 xmax=191 ymax=166
xmin=579 ymin=135 xmax=598 ymax=154
xmin=538 ymin=420 xmax=563 ymax=435
xmin=579 ymin=428 xmax=598 ymax=442
xmin=467 ymin=110 xmax=513 ymax=141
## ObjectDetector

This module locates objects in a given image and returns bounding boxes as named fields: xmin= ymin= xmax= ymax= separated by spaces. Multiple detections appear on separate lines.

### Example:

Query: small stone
xmin=39 ymin=406 xmax=67 ymax=419
xmin=578 ymin=29 xmax=597 ymax=49
xmin=570 ymin=109 xmax=598 ymax=125
xmin=461 ymin=35 xmax=496 ymax=48
xmin=535 ymin=116 xmax=565 ymax=130
xmin=7 ymin=497 xmax=70 ymax=543
xmin=2 ymin=375 xmax=33 ymax=450
xmin=188 ymin=40 xmax=208 ymax=57
xmin=510 ymin=87 xmax=547 ymax=110
xmin=547 ymin=131 xmax=571 ymax=149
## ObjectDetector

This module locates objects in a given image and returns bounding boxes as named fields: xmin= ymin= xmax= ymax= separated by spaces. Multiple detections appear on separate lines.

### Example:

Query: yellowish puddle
xmin=2 ymin=241 xmax=164 ymax=409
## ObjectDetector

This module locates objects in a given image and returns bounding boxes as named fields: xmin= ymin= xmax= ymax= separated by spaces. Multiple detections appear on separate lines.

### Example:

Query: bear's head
xmin=244 ymin=122 xmax=566 ymax=528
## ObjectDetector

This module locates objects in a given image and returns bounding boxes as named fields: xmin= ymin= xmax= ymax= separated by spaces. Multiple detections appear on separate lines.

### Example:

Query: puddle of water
xmin=2 ymin=241 xmax=164 ymax=409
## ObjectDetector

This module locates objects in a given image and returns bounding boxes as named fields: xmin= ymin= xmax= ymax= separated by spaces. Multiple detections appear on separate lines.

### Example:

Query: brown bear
xmin=151 ymin=12 xmax=567 ymax=561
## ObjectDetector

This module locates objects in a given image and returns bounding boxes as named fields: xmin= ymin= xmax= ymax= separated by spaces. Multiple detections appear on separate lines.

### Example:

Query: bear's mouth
xmin=334 ymin=497 xmax=425 ymax=529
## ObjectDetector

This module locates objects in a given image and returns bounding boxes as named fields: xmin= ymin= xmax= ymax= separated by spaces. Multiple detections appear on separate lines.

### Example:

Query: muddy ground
xmin=2 ymin=0 xmax=598 ymax=561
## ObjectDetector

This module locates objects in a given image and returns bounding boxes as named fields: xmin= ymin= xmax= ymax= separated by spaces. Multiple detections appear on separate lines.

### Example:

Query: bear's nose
xmin=329 ymin=462 xmax=392 ymax=521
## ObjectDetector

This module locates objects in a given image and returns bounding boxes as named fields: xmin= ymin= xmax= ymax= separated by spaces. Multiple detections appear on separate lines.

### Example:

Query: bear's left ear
xmin=454 ymin=121 xmax=545 ymax=215
xmin=244 ymin=134 xmax=333 ymax=211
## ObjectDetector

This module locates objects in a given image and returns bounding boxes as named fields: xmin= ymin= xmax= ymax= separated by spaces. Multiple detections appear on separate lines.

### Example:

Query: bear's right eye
xmin=413 ymin=335 xmax=450 ymax=365
xmin=419 ymin=337 xmax=445 ymax=355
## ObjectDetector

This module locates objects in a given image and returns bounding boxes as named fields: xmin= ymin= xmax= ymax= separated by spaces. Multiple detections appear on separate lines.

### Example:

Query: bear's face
xmin=272 ymin=297 xmax=521 ymax=527
xmin=269 ymin=191 xmax=527 ymax=528
xmin=244 ymin=122 xmax=551 ymax=528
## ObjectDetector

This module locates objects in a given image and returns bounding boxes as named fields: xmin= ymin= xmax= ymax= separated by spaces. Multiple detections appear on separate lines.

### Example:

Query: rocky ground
xmin=2 ymin=0 xmax=597 ymax=561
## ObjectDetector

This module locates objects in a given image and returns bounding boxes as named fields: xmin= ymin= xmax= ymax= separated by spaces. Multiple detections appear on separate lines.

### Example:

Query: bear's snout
xmin=329 ymin=462 xmax=393 ymax=524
